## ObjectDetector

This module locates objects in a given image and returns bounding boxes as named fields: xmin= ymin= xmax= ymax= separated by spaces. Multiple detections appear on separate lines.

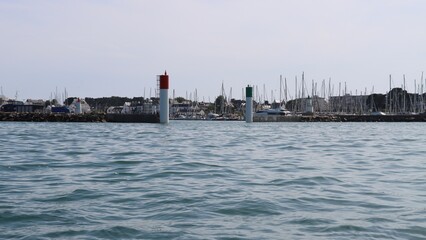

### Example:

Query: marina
xmin=2 ymin=111 xmax=426 ymax=122
xmin=2 ymin=72 xmax=426 ymax=123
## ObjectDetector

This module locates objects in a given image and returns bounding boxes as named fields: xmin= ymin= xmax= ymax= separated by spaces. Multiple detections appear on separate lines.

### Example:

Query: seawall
xmin=254 ymin=114 xmax=426 ymax=122
xmin=1 ymin=112 xmax=426 ymax=123
xmin=0 ymin=112 xmax=106 ymax=122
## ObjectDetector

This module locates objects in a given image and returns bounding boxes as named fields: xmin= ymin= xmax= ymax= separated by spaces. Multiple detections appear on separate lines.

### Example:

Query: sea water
xmin=0 ymin=121 xmax=425 ymax=239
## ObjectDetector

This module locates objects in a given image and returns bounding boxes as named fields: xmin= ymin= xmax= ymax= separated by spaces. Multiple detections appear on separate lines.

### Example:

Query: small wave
xmin=395 ymin=226 xmax=426 ymax=239
xmin=110 ymin=151 xmax=144 ymax=157
xmin=287 ymin=217 xmax=334 ymax=226
xmin=0 ymin=210 xmax=65 ymax=224
xmin=269 ymin=176 xmax=342 ymax=186
xmin=172 ymin=161 xmax=224 ymax=169
xmin=110 ymin=159 xmax=141 ymax=165
xmin=145 ymin=168 xmax=236 ymax=180
xmin=274 ymin=144 xmax=304 ymax=151
xmin=92 ymin=226 xmax=143 ymax=239
xmin=366 ymin=217 xmax=396 ymax=223
xmin=42 ymin=226 xmax=143 ymax=239
xmin=36 ymin=188 xmax=105 ymax=202
xmin=60 ymin=150 xmax=92 ymax=156
xmin=213 ymin=199 xmax=282 ymax=217
xmin=4 ymin=163 xmax=50 ymax=171
xmin=320 ymin=224 xmax=369 ymax=233
xmin=145 ymin=170 xmax=188 ymax=179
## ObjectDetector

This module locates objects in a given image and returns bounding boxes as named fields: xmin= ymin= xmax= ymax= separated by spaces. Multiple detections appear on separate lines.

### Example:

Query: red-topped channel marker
xmin=159 ymin=71 xmax=169 ymax=123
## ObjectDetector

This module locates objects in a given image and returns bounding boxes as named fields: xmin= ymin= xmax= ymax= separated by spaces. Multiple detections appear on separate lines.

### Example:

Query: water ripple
xmin=0 ymin=122 xmax=425 ymax=239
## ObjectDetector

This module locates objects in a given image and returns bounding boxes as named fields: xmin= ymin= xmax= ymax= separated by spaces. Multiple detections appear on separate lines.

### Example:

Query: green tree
xmin=175 ymin=97 xmax=185 ymax=103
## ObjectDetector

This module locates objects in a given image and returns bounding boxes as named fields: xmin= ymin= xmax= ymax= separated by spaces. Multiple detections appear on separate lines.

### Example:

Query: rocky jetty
xmin=336 ymin=114 xmax=426 ymax=122
xmin=106 ymin=113 xmax=160 ymax=123
xmin=0 ymin=112 xmax=106 ymax=122
xmin=300 ymin=115 xmax=340 ymax=122
xmin=301 ymin=114 xmax=426 ymax=122
xmin=254 ymin=114 xmax=426 ymax=122
xmin=253 ymin=115 xmax=302 ymax=122
xmin=1 ymin=112 xmax=426 ymax=123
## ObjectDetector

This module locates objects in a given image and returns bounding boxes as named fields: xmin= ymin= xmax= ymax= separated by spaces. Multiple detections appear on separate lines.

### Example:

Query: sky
xmin=1 ymin=0 xmax=426 ymax=102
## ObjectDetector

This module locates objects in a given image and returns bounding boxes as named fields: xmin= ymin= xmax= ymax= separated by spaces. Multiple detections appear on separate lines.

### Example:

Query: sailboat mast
xmin=280 ymin=75 xmax=282 ymax=106
xmin=420 ymin=72 xmax=424 ymax=112
xmin=389 ymin=74 xmax=392 ymax=114
xmin=338 ymin=82 xmax=341 ymax=113
xmin=414 ymin=79 xmax=417 ymax=113
xmin=284 ymin=77 xmax=288 ymax=104
xmin=403 ymin=74 xmax=406 ymax=113
xmin=328 ymin=78 xmax=331 ymax=113
xmin=295 ymin=76 xmax=298 ymax=112
xmin=263 ymin=84 xmax=266 ymax=104
xmin=302 ymin=72 xmax=305 ymax=99
xmin=301 ymin=72 xmax=305 ymax=111
xmin=221 ymin=81 xmax=225 ymax=114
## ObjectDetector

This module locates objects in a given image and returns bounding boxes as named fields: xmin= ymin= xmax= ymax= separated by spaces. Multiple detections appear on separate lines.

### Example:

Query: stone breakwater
xmin=1 ymin=112 xmax=426 ymax=122
xmin=255 ymin=114 xmax=426 ymax=122
xmin=0 ymin=112 xmax=107 ymax=122
xmin=336 ymin=114 xmax=426 ymax=122
xmin=301 ymin=114 xmax=426 ymax=122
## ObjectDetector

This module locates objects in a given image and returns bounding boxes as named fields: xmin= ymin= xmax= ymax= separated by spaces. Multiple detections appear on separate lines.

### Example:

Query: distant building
xmin=25 ymin=99 xmax=45 ymax=106
xmin=67 ymin=98 xmax=91 ymax=114
xmin=1 ymin=100 xmax=23 ymax=112
xmin=0 ymin=99 xmax=44 ymax=113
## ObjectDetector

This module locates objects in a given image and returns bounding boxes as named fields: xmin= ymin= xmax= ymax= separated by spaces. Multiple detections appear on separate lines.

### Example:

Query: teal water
xmin=0 ymin=121 xmax=425 ymax=239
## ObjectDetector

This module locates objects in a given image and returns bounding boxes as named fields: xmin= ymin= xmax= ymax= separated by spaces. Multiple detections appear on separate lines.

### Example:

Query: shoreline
xmin=1 ymin=112 xmax=426 ymax=122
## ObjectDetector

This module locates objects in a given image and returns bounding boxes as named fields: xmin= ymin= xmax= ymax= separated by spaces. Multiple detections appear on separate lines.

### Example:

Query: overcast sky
xmin=1 ymin=0 xmax=425 ymax=101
